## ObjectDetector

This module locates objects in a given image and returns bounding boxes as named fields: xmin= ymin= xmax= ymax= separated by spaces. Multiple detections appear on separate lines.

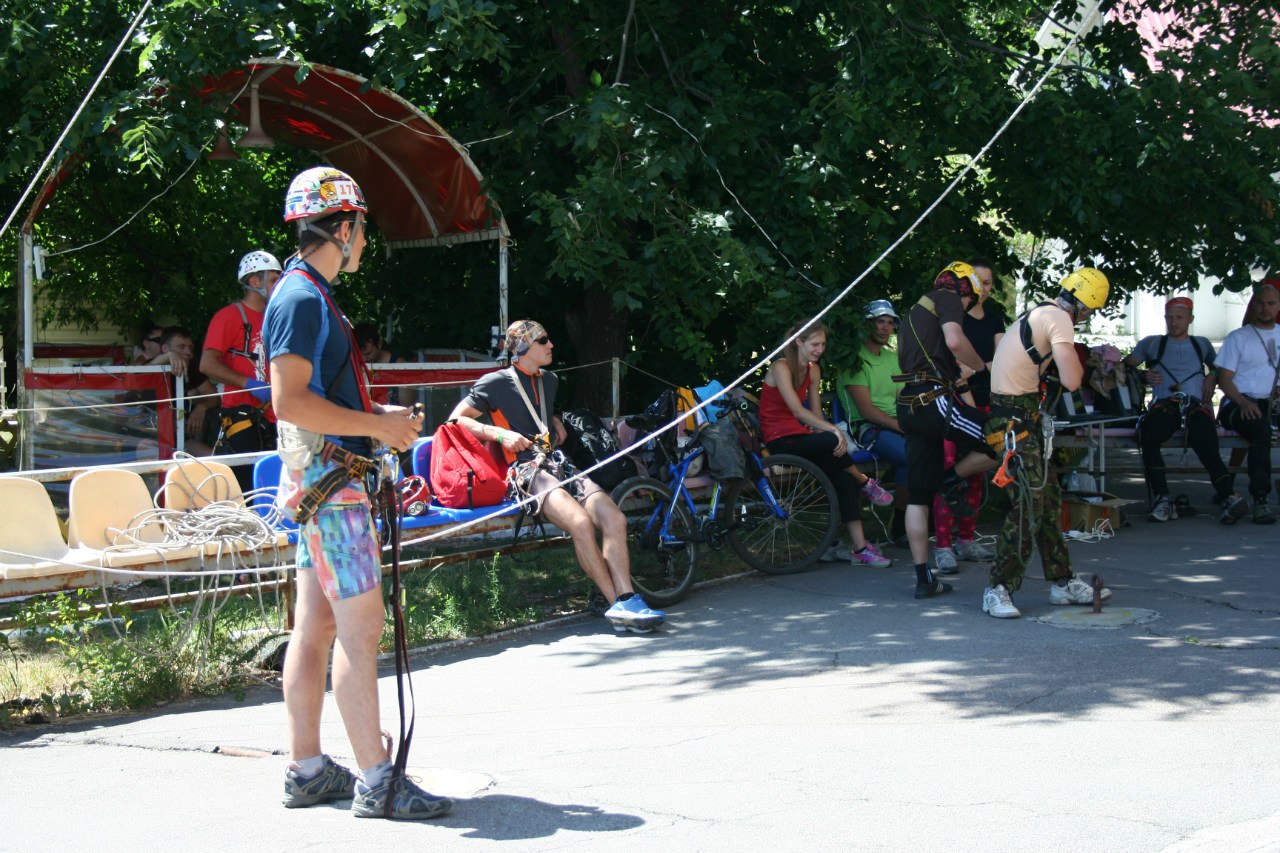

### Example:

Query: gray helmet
xmin=863 ymin=299 xmax=899 ymax=322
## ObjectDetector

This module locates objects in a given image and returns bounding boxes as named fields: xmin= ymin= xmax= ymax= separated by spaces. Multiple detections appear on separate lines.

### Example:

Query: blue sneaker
xmin=604 ymin=594 xmax=666 ymax=632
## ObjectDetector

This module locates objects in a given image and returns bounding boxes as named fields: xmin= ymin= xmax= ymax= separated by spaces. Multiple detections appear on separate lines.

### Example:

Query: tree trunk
xmin=565 ymin=288 xmax=627 ymax=414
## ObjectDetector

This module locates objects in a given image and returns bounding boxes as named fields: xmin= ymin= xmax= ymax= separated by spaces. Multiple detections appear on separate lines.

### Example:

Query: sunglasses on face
xmin=145 ymin=336 xmax=163 ymax=344
xmin=533 ymin=336 xmax=550 ymax=345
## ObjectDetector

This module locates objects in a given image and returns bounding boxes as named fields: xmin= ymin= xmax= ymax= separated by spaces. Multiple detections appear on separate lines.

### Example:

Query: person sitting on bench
xmin=1123 ymin=296 xmax=1240 ymax=522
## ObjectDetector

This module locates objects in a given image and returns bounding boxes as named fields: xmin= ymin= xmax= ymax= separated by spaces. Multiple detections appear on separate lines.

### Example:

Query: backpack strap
xmin=506 ymin=367 xmax=551 ymax=439
xmin=288 ymin=269 xmax=374 ymax=414
xmin=233 ymin=302 xmax=253 ymax=358
xmin=1148 ymin=334 xmax=1211 ymax=389
xmin=1017 ymin=301 xmax=1058 ymax=367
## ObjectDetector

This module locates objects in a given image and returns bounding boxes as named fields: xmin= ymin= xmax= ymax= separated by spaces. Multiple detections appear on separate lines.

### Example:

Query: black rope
xmin=376 ymin=460 xmax=415 ymax=816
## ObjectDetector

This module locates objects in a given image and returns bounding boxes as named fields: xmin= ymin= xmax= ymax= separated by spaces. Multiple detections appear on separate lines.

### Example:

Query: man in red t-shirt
xmin=194 ymin=251 xmax=282 ymax=462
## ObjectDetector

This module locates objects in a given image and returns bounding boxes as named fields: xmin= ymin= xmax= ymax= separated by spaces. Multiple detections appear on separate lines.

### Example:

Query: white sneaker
xmin=1048 ymin=575 xmax=1112 ymax=606
xmin=982 ymin=585 xmax=1021 ymax=618
xmin=819 ymin=543 xmax=851 ymax=562
xmin=954 ymin=539 xmax=994 ymax=561
xmin=1148 ymin=496 xmax=1172 ymax=523
xmin=932 ymin=546 xmax=959 ymax=574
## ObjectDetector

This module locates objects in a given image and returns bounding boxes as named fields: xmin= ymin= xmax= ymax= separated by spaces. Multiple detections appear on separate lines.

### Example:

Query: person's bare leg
xmin=541 ymin=489 xmax=622 ymax=600
xmin=584 ymin=491 xmax=635 ymax=596
xmin=954 ymin=451 xmax=997 ymax=478
xmin=328 ymin=586 xmax=389 ymax=770
xmin=847 ymin=519 xmax=868 ymax=550
xmin=284 ymin=568 xmax=337 ymax=762
xmin=906 ymin=503 xmax=931 ymax=565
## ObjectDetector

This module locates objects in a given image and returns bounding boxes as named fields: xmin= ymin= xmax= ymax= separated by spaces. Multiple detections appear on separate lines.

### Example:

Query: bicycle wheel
xmin=610 ymin=476 xmax=699 ymax=606
xmin=723 ymin=453 xmax=839 ymax=574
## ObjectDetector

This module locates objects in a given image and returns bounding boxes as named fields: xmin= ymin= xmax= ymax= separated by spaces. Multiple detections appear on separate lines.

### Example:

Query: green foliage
xmin=6 ymin=588 xmax=272 ymax=720
xmin=0 ymin=0 xmax=1276 ymax=412
xmin=385 ymin=550 xmax=574 ymax=647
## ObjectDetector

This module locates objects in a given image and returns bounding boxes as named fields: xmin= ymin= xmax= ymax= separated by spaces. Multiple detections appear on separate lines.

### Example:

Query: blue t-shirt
xmin=1130 ymin=334 xmax=1215 ymax=402
xmin=263 ymin=257 xmax=371 ymax=455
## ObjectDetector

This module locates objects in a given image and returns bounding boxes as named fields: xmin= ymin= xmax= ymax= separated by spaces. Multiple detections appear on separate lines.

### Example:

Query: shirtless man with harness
xmin=981 ymin=268 xmax=1115 ymax=619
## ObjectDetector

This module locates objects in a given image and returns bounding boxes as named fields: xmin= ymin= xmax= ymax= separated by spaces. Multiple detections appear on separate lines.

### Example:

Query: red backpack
xmin=429 ymin=422 xmax=510 ymax=509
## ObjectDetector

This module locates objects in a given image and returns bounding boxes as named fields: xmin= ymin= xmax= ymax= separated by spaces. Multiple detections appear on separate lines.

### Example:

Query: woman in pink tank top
xmin=760 ymin=321 xmax=894 ymax=568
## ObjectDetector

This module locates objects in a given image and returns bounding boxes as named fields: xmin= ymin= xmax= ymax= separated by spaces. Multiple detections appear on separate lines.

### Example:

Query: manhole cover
xmin=1030 ymin=607 xmax=1160 ymax=629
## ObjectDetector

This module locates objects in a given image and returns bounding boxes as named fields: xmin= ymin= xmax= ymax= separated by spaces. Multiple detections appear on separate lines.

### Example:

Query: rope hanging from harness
xmin=374 ymin=447 xmax=416 ymax=818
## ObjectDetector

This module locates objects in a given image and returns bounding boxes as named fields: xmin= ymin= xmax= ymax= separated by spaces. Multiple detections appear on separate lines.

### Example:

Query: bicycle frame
xmin=639 ymin=431 xmax=789 ymax=549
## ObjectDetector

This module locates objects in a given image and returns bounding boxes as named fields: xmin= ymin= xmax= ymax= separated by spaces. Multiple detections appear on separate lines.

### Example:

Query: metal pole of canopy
xmin=498 ymin=234 xmax=509 ymax=343
xmin=18 ymin=231 xmax=33 ymax=470
xmin=611 ymin=357 xmax=620 ymax=420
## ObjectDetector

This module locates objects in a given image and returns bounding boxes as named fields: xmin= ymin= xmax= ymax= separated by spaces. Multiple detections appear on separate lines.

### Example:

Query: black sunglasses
xmin=534 ymin=335 xmax=550 ymax=345
xmin=145 ymin=336 xmax=163 ymax=344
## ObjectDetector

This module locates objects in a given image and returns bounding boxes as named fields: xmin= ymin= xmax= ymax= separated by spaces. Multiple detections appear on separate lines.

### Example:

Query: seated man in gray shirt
xmin=1124 ymin=296 xmax=1241 ymax=522
xmin=447 ymin=320 xmax=666 ymax=633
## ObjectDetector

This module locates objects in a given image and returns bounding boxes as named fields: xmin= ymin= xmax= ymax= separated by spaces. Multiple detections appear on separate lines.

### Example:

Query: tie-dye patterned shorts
xmin=280 ymin=458 xmax=381 ymax=600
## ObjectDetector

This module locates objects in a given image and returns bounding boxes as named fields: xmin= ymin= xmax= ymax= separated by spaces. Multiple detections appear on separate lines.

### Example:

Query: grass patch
xmin=1 ymin=534 xmax=758 ymax=730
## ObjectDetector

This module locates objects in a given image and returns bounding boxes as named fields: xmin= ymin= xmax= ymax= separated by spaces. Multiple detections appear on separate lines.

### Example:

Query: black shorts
xmin=897 ymin=386 xmax=991 ymax=504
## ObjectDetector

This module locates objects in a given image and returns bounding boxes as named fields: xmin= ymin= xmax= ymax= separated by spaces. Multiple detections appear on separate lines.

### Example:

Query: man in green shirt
xmin=837 ymin=300 xmax=909 ymax=544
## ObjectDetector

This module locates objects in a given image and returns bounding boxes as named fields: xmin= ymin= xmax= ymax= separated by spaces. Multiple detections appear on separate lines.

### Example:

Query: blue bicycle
xmin=611 ymin=410 xmax=839 ymax=605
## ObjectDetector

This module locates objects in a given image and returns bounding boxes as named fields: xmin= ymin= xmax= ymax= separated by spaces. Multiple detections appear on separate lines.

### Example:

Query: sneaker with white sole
xmin=932 ymin=546 xmax=959 ymax=574
xmin=1253 ymin=500 xmax=1276 ymax=525
xmin=1220 ymin=494 xmax=1249 ymax=525
xmin=954 ymin=539 xmax=994 ymax=562
xmin=283 ymin=755 xmax=357 ymax=808
xmin=1048 ymin=575 xmax=1112 ymax=606
xmin=851 ymin=543 xmax=892 ymax=568
xmin=982 ymin=584 xmax=1020 ymax=618
xmin=1147 ymin=496 xmax=1172 ymax=523
xmin=860 ymin=477 xmax=894 ymax=507
xmin=604 ymin=594 xmax=666 ymax=632
xmin=819 ymin=542 xmax=851 ymax=562
xmin=352 ymin=775 xmax=452 ymax=820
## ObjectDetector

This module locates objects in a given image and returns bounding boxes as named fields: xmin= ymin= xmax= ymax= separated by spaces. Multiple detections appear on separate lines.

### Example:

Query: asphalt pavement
xmin=4 ymin=470 xmax=1279 ymax=853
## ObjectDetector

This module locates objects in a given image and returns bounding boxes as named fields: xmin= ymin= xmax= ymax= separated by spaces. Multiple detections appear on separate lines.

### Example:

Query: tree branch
xmin=614 ymin=0 xmax=637 ymax=86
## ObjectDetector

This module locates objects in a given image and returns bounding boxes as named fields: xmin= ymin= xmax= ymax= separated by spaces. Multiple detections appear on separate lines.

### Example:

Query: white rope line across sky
xmin=0 ymin=0 xmax=154 ymax=242
xmin=394 ymin=2 xmax=1104 ymax=548
xmin=235 ymin=1 xmax=1116 ymax=550
xmin=4 ymin=6 xmax=1099 ymax=573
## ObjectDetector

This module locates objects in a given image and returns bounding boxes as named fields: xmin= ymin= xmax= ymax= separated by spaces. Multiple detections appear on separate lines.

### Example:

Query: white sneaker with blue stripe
xmin=604 ymin=594 xmax=666 ymax=632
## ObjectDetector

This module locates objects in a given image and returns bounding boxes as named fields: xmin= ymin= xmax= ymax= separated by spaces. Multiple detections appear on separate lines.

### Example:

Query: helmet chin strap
xmin=243 ymin=282 xmax=268 ymax=298
xmin=301 ymin=212 xmax=364 ymax=269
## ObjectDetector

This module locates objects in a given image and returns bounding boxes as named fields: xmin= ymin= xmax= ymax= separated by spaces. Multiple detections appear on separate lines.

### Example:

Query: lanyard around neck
xmin=291 ymin=269 xmax=374 ymax=414
xmin=507 ymin=367 xmax=549 ymax=436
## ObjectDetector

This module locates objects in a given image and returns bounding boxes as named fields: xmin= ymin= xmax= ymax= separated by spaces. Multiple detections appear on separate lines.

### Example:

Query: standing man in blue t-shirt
xmin=264 ymin=166 xmax=447 ymax=821
xmin=1124 ymin=296 xmax=1240 ymax=523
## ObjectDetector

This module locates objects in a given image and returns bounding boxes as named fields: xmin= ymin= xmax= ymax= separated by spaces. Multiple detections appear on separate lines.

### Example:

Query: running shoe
xmin=1147 ymin=496 xmax=1172 ymax=523
xmin=1253 ymin=500 xmax=1276 ymax=525
xmin=932 ymin=546 xmax=959 ymax=574
xmin=604 ymin=595 xmax=666 ymax=632
xmin=1220 ymin=494 xmax=1249 ymax=525
xmin=860 ymin=477 xmax=894 ymax=507
xmin=352 ymin=775 xmax=452 ymax=820
xmin=851 ymin=543 xmax=892 ymax=568
xmin=1048 ymin=575 xmax=1112 ymax=605
xmin=982 ymin=585 xmax=1021 ymax=618
xmin=954 ymin=539 xmax=994 ymax=562
xmin=283 ymin=755 xmax=357 ymax=808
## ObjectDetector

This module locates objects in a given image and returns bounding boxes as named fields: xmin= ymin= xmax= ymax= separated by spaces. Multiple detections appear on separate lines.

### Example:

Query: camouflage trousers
xmin=985 ymin=397 xmax=1072 ymax=593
